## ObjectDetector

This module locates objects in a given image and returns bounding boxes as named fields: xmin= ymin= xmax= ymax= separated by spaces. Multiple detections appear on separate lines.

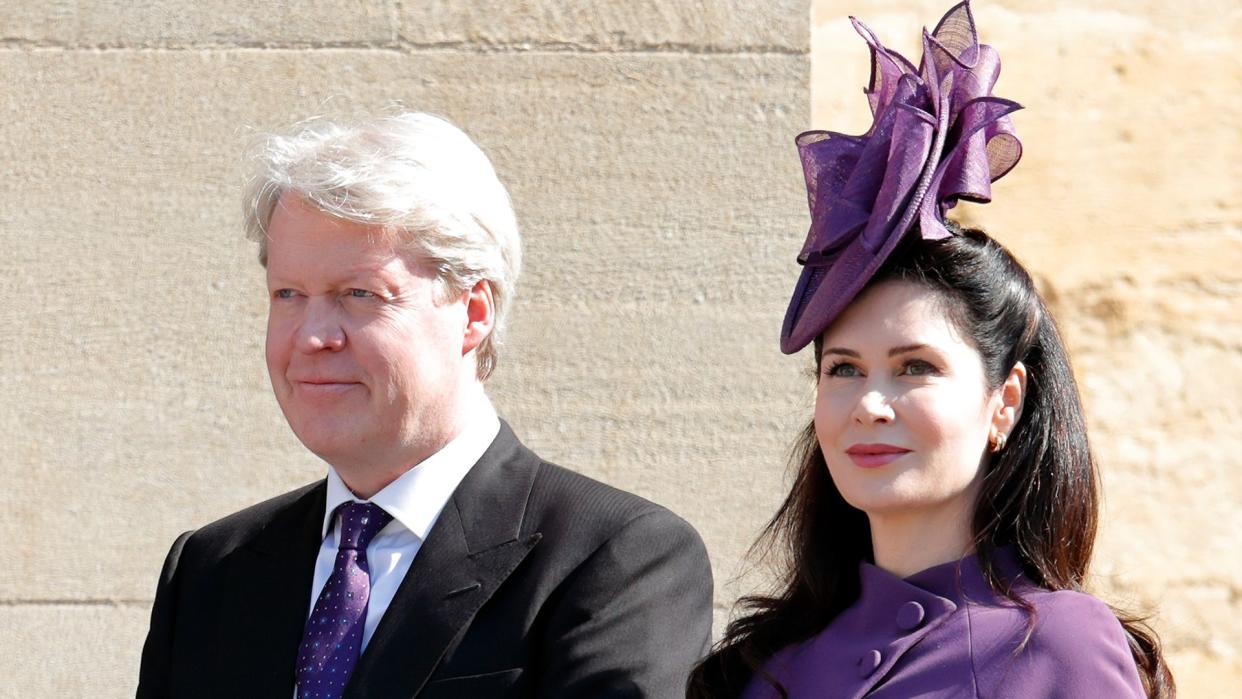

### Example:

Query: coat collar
xmin=753 ymin=548 xmax=1028 ymax=699
xmin=864 ymin=545 xmax=1027 ymax=607
xmin=343 ymin=420 xmax=543 ymax=698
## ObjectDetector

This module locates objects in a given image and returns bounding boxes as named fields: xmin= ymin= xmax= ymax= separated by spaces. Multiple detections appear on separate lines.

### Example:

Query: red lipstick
xmin=845 ymin=443 xmax=911 ymax=468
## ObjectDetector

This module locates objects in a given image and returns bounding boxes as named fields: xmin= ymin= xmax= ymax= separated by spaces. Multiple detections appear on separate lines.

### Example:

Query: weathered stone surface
xmin=494 ymin=301 xmax=811 ymax=589
xmin=1166 ymin=651 xmax=1242 ymax=698
xmin=399 ymin=0 xmax=809 ymax=51
xmin=2 ymin=1 xmax=393 ymax=46
xmin=0 ymin=605 xmax=149 ymax=696
xmin=2 ymin=0 xmax=813 ymax=51
xmin=1062 ymin=275 xmax=1242 ymax=685
xmin=0 ymin=49 xmax=807 ymax=603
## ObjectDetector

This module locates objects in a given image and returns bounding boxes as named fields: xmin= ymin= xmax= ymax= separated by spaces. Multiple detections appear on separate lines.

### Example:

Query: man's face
xmin=264 ymin=194 xmax=470 ymax=471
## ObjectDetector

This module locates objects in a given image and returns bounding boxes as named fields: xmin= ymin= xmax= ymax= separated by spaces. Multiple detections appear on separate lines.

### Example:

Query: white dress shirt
xmin=305 ymin=398 xmax=500 ymax=653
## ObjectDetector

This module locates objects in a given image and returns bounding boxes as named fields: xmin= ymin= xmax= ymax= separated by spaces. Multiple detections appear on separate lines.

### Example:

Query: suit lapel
xmin=344 ymin=422 xmax=543 ymax=698
xmin=214 ymin=482 xmax=325 ymax=696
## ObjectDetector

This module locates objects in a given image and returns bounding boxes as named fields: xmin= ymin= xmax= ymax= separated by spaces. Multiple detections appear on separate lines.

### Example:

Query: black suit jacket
xmin=137 ymin=422 xmax=713 ymax=698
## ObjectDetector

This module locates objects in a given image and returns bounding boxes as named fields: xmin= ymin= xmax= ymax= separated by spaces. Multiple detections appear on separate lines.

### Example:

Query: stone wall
xmin=1 ymin=1 xmax=808 ymax=694
xmin=1 ymin=0 xmax=1236 ymax=696
xmin=813 ymin=2 xmax=1241 ymax=695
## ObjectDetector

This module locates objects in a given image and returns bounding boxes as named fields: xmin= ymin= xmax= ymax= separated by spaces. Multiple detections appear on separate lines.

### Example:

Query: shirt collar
xmin=320 ymin=397 xmax=501 ymax=541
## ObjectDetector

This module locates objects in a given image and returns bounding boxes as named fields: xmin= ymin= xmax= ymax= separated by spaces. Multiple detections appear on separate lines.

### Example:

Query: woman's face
xmin=815 ymin=279 xmax=1006 ymax=524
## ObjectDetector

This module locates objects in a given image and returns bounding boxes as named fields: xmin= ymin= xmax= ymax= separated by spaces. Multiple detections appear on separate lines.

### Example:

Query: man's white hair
xmin=243 ymin=112 xmax=521 ymax=380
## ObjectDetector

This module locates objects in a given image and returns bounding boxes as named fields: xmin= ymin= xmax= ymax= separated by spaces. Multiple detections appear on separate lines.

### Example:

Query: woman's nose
xmin=852 ymin=389 xmax=895 ymax=424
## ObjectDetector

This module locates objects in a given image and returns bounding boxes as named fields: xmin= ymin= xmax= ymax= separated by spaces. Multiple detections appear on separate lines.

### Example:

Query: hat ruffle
xmin=781 ymin=0 xmax=1022 ymax=354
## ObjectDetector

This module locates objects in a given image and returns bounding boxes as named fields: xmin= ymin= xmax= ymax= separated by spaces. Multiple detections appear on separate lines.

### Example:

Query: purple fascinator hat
xmin=780 ymin=0 xmax=1023 ymax=354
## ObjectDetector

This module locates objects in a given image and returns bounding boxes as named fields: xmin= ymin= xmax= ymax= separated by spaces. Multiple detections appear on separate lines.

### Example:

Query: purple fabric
xmin=295 ymin=502 xmax=392 ymax=699
xmin=781 ymin=1 xmax=1023 ymax=354
xmin=741 ymin=550 xmax=1146 ymax=698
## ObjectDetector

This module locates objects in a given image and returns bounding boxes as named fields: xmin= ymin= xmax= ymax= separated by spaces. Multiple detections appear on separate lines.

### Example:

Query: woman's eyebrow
xmin=821 ymin=344 xmax=930 ymax=359
xmin=888 ymin=343 xmax=929 ymax=357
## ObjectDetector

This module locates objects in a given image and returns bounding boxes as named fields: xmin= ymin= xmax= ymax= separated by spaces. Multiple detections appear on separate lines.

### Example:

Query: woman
xmin=689 ymin=3 xmax=1173 ymax=697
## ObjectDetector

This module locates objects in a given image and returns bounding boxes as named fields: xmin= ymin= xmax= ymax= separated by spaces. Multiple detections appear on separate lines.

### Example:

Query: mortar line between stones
xmin=0 ymin=598 xmax=150 ymax=608
xmin=0 ymin=38 xmax=806 ymax=56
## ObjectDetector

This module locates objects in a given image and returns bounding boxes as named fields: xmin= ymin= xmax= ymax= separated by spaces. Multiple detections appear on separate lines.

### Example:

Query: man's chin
xmin=288 ymin=423 xmax=367 ymax=463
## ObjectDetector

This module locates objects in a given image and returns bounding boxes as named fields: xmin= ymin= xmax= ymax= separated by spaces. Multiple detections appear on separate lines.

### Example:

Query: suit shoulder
xmin=526 ymin=459 xmax=700 ymax=545
xmin=182 ymin=481 xmax=322 ymax=558
xmin=531 ymin=459 xmax=669 ymax=520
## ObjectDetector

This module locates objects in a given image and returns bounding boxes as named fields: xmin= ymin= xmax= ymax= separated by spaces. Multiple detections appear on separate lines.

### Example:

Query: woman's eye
xmin=825 ymin=362 xmax=862 ymax=378
xmin=902 ymin=360 xmax=937 ymax=376
xmin=348 ymin=289 xmax=375 ymax=299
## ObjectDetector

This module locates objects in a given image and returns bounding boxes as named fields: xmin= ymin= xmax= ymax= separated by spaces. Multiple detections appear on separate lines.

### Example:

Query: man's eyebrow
xmin=820 ymin=344 xmax=930 ymax=359
xmin=264 ymin=269 xmax=390 ymax=287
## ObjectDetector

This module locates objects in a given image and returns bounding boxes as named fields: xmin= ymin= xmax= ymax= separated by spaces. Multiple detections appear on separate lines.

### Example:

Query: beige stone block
xmin=399 ymin=0 xmax=810 ymax=51
xmin=3 ymin=1 xmax=393 ymax=46
xmin=1048 ymin=274 xmax=1242 ymax=682
xmin=1167 ymin=650 xmax=1242 ymax=699
xmin=493 ymin=302 xmax=812 ymax=587
xmin=1 ymin=49 xmax=807 ymax=605
xmin=0 ymin=604 xmax=149 ymax=698
xmin=812 ymin=2 xmax=1241 ymax=286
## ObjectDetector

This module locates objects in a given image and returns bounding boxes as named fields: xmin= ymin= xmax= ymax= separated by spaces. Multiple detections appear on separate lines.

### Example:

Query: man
xmin=138 ymin=112 xmax=713 ymax=698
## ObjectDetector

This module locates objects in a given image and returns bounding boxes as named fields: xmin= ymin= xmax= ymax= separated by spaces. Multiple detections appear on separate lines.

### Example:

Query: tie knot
xmin=336 ymin=501 xmax=392 ymax=552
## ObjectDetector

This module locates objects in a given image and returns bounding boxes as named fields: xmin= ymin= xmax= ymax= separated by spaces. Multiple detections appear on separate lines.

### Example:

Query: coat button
xmin=897 ymin=601 xmax=926 ymax=630
xmin=857 ymin=649 xmax=882 ymax=676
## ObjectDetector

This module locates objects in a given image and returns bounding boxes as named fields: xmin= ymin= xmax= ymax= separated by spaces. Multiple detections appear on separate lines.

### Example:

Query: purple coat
xmin=742 ymin=550 xmax=1145 ymax=698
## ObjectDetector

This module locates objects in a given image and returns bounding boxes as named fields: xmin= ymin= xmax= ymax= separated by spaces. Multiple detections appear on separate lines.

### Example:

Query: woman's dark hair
xmin=688 ymin=225 xmax=1173 ymax=698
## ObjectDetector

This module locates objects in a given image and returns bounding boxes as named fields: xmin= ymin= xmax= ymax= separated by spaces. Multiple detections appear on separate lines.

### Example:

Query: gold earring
xmin=991 ymin=433 xmax=1007 ymax=453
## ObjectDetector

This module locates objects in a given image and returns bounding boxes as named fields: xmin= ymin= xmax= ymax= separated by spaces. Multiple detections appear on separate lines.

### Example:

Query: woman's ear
xmin=991 ymin=362 xmax=1027 ymax=449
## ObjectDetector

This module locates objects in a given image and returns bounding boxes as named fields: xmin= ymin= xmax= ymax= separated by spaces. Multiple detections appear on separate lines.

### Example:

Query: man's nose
xmin=294 ymin=298 xmax=345 ymax=353
xmin=852 ymin=388 xmax=895 ymax=424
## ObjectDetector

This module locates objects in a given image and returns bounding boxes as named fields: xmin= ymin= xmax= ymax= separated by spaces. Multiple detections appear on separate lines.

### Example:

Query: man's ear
xmin=991 ymin=361 xmax=1027 ymax=447
xmin=462 ymin=279 xmax=495 ymax=355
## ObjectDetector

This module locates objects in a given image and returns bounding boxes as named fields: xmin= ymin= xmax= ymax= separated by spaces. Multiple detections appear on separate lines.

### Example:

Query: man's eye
xmin=348 ymin=289 xmax=375 ymax=299
xmin=273 ymin=289 xmax=297 ymax=299
xmin=824 ymin=362 xmax=862 ymax=378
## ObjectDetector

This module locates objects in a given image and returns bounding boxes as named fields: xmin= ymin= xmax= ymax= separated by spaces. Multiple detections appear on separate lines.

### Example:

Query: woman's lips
xmin=845 ymin=444 xmax=911 ymax=468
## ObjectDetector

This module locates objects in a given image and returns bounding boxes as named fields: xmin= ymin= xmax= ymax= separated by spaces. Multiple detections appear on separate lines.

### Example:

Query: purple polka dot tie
xmin=295 ymin=501 xmax=392 ymax=699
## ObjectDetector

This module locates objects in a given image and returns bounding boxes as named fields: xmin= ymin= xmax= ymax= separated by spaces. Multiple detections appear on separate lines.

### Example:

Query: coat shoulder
xmin=1024 ymin=589 xmax=1129 ymax=650
xmin=968 ymin=587 xmax=1145 ymax=697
